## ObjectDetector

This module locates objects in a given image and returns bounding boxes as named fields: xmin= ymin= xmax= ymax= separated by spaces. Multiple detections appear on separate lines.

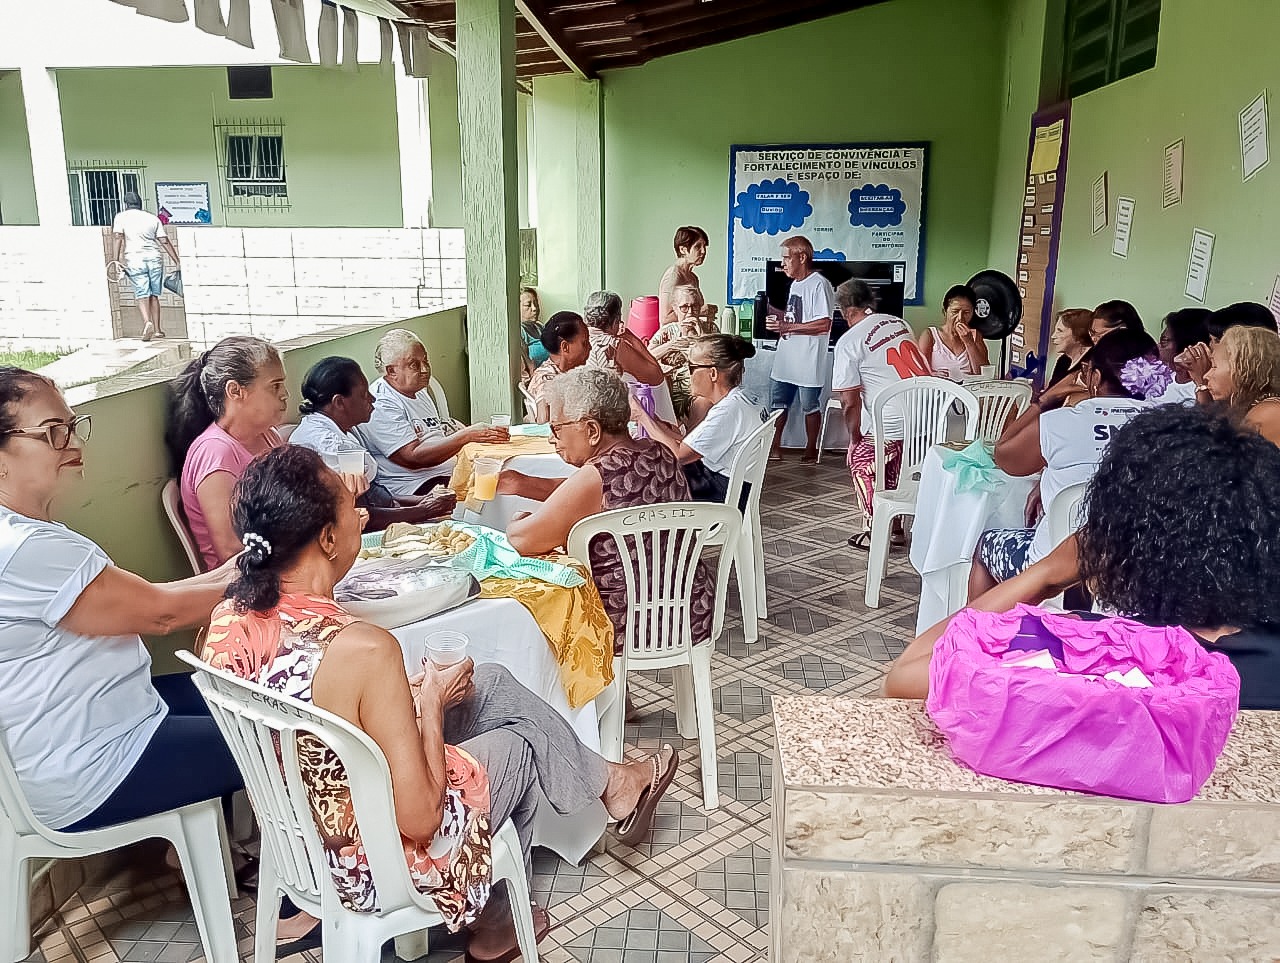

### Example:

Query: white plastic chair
xmin=967 ymin=380 xmax=1033 ymax=444
xmin=816 ymin=397 xmax=844 ymax=463
xmin=177 ymin=651 xmax=539 ymax=963
xmin=162 ymin=479 xmax=205 ymax=575
xmin=519 ymin=382 xmax=539 ymax=421
xmin=428 ymin=376 xmax=452 ymax=422
xmin=568 ymin=503 xmax=740 ymax=810
xmin=1040 ymin=480 xmax=1089 ymax=611
xmin=0 ymin=726 xmax=238 ymax=963
xmin=276 ymin=423 xmax=298 ymax=443
xmin=723 ymin=410 xmax=783 ymax=642
xmin=865 ymin=377 xmax=979 ymax=608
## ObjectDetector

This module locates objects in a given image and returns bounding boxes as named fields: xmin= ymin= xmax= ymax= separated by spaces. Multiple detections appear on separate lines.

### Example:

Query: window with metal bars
xmin=1062 ymin=0 xmax=1160 ymax=99
xmin=215 ymin=121 xmax=289 ymax=209
xmin=66 ymin=167 xmax=144 ymax=226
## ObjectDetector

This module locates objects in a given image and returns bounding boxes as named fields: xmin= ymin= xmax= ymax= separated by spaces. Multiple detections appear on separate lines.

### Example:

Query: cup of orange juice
xmin=472 ymin=457 xmax=501 ymax=501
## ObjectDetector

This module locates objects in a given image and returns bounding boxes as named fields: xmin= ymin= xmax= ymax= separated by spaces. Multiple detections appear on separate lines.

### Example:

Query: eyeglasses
xmin=688 ymin=363 xmax=721 ymax=372
xmin=2 ymin=414 xmax=93 ymax=450
xmin=549 ymin=417 xmax=592 ymax=439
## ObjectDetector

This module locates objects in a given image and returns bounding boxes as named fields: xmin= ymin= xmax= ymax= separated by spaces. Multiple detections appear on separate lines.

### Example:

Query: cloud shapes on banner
xmin=848 ymin=184 xmax=907 ymax=228
xmin=733 ymin=179 xmax=812 ymax=235
xmin=813 ymin=248 xmax=846 ymax=261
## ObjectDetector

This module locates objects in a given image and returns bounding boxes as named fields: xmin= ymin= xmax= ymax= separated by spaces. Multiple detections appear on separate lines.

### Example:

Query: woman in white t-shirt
xmin=969 ymin=330 xmax=1163 ymax=598
xmin=0 ymin=368 xmax=240 ymax=832
xmin=290 ymin=357 xmax=456 ymax=530
xmin=630 ymin=335 xmax=764 ymax=506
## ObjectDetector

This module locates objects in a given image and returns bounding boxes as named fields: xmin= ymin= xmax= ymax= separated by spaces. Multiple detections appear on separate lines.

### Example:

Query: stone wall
xmin=773 ymin=698 xmax=1280 ymax=962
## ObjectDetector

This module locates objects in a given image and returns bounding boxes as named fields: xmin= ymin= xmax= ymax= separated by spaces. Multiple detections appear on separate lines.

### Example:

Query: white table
xmin=909 ymin=445 xmax=1038 ymax=633
xmin=391 ymin=595 xmax=607 ymax=863
xmin=457 ymin=452 xmax=574 ymax=533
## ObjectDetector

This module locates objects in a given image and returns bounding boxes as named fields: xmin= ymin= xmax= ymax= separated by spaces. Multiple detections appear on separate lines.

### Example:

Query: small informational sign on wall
xmin=155 ymin=182 xmax=213 ymax=226
xmin=727 ymin=142 xmax=928 ymax=305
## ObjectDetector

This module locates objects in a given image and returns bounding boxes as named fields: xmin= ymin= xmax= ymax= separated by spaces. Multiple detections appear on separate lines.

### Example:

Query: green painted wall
xmin=59 ymin=307 xmax=468 ymax=673
xmin=55 ymin=63 xmax=403 ymax=228
xmin=592 ymin=0 xmax=1007 ymax=328
xmin=0 ymin=70 xmax=38 ymax=225
xmin=1047 ymin=0 xmax=1280 ymax=322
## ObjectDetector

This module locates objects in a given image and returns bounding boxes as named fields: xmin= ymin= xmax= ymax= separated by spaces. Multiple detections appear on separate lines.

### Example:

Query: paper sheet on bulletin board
xmin=727 ymin=142 xmax=928 ymax=305
xmin=155 ymin=182 xmax=213 ymax=226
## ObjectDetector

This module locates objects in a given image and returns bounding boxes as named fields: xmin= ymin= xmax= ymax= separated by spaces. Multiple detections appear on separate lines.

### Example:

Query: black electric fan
xmin=966 ymin=269 xmax=1024 ymax=377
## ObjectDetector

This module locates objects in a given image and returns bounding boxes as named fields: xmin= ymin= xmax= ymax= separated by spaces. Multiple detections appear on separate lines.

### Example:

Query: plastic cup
xmin=336 ymin=449 xmax=365 ymax=475
xmin=980 ymin=364 xmax=998 ymax=379
xmin=490 ymin=413 xmax=511 ymax=428
xmin=423 ymin=630 xmax=469 ymax=667
xmin=472 ymin=456 xmax=501 ymax=501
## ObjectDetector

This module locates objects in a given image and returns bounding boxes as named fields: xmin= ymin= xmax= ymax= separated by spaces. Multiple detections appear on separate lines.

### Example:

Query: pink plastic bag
xmin=926 ymin=605 xmax=1241 ymax=803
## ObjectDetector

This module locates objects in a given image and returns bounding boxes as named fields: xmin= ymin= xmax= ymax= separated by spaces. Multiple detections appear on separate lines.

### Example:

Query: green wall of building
xmin=0 ymin=70 xmax=38 ymax=225
xmin=55 ymin=63 xmax=404 ymax=228
xmin=593 ymin=0 xmax=1007 ymax=327
xmin=59 ymin=307 xmax=468 ymax=672
xmin=1044 ymin=0 xmax=1280 ymax=322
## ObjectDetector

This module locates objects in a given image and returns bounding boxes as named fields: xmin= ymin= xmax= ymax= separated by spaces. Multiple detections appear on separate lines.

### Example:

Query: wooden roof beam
xmin=516 ymin=0 xmax=593 ymax=79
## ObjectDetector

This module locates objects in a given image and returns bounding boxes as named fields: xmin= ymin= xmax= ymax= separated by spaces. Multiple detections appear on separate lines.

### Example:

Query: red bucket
xmin=627 ymin=296 xmax=660 ymax=341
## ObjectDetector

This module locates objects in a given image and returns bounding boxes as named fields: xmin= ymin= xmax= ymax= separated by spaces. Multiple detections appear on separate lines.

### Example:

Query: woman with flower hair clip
xmin=968 ymin=330 xmax=1166 ymax=597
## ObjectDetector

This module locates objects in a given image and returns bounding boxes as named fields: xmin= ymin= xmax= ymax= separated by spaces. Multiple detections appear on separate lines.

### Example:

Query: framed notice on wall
xmin=1010 ymin=105 xmax=1070 ymax=384
xmin=155 ymin=182 xmax=213 ymax=226
xmin=727 ymin=142 xmax=928 ymax=305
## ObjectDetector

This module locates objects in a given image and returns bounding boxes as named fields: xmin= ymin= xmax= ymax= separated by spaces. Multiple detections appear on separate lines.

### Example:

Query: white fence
xmin=0 ymin=227 xmax=111 ymax=347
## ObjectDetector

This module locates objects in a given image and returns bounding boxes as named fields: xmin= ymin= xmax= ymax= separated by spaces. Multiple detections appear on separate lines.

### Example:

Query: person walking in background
xmin=111 ymin=192 xmax=179 ymax=342
xmin=767 ymin=235 xmax=835 ymax=463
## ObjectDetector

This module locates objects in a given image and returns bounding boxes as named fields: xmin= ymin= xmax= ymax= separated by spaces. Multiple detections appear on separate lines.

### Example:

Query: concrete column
xmin=455 ymin=0 xmax=521 ymax=421
xmin=19 ymin=66 xmax=72 ymax=227
xmin=574 ymin=79 xmax=603 ymax=302
xmin=394 ymin=70 xmax=433 ymax=229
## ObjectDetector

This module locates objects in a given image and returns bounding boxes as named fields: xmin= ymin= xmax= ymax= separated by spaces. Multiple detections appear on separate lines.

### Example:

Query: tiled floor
xmin=22 ymin=457 xmax=921 ymax=963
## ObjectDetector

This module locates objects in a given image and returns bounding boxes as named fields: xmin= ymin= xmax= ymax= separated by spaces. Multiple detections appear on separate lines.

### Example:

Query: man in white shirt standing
xmin=111 ymin=192 xmax=180 ymax=342
xmin=767 ymin=235 xmax=835 ymax=462
xmin=831 ymin=279 xmax=930 ymax=549
xmin=353 ymin=329 xmax=508 ymax=497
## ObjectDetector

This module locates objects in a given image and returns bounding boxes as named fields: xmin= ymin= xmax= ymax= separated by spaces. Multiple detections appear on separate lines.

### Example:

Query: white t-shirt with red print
xmin=832 ymin=312 xmax=929 ymax=439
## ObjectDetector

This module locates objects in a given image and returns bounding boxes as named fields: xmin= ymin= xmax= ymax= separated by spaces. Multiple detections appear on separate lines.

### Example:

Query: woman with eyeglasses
xmin=648 ymin=285 xmax=719 ymax=419
xmin=0 ymin=367 xmax=243 ymax=835
xmin=631 ymin=334 xmax=764 ymax=504
xmin=502 ymin=368 xmax=714 ymax=653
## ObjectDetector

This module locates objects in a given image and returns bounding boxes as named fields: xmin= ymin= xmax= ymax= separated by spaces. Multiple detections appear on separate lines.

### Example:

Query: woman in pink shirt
xmin=166 ymin=336 xmax=289 ymax=569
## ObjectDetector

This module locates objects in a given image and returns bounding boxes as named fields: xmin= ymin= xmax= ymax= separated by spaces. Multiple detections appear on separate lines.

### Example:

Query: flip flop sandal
xmin=890 ymin=531 xmax=908 ymax=548
xmin=767 ymin=452 xmax=783 ymax=462
xmin=463 ymin=905 xmax=552 ymax=963
xmin=275 ymin=918 xmax=322 ymax=959
xmin=613 ymin=745 xmax=679 ymax=847
xmin=846 ymin=532 xmax=871 ymax=551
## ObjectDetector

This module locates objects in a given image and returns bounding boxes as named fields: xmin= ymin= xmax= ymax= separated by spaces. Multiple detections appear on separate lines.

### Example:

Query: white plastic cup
xmin=490 ymin=413 xmax=511 ymax=428
xmin=424 ymin=630 xmax=469 ymax=667
xmin=336 ymin=449 xmax=366 ymax=475
xmin=980 ymin=364 xmax=997 ymax=379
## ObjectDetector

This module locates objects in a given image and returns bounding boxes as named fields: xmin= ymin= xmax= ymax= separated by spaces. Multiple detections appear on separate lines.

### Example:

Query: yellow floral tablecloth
xmin=479 ymin=554 xmax=614 ymax=708
xmin=449 ymin=437 xmax=560 ymax=511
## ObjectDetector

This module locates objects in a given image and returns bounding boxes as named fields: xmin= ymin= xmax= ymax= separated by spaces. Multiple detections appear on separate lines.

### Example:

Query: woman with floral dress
xmin=202 ymin=445 xmax=677 ymax=963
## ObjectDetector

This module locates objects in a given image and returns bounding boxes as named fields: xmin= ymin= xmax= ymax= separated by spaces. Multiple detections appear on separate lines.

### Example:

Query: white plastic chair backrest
xmin=0 ymin=728 xmax=47 ymax=840
xmin=428 ymin=376 xmax=451 ymax=423
xmin=162 ymin=479 xmax=205 ymax=575
xmin=566 ymin=503 xmax=740 ymax=662
xmin=276 ymin=423 xmax=298 ymax=443
xmin=724 ymin=409 xmax=782 ymax=519
xmin=871 ymin=376 xmax=979 ymax=496
xmin=968 ymin=380 xmax=1033 ymax=444
xmin=519 ymin=383 xmax=538 ymax=421
xmin=1045 ymin=480 xmax=1089 ymax=551
xmin=177 ymin=651 xmax=431 ymax=919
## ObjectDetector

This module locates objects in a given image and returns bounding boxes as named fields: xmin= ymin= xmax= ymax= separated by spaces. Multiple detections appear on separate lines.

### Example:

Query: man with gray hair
xmin=111 ymin=191 xmax=180 ymax=342
xmin=353 ymin=329 xmax=507 ymax=497
xmin=583 ymin=290 xmax=665 ymax=388
xmin=766 ymin=235 xmax=835 ymax=462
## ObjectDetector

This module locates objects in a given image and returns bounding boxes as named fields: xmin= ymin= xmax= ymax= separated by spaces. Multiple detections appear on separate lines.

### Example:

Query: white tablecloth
xmin=391 ymin=595 xmax=607 ymax=863
xmin=909 ymin=445 xmax=1038 ymax=633
xmin=456 ymin=452 xmax=574 ymax=533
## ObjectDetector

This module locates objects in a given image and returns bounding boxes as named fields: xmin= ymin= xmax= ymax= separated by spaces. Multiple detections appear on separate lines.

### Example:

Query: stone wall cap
xmin=773 ymin=696 xmax=1280 ymax=805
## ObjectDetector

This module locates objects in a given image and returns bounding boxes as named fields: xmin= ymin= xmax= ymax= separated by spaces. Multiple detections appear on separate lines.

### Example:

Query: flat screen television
xmin=753 ymin=259 xmax=906 ymax=343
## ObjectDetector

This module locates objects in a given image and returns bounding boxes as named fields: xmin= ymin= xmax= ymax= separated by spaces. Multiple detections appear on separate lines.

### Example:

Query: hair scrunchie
xmin=242 ymin=532 xmax=273 ymax=564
